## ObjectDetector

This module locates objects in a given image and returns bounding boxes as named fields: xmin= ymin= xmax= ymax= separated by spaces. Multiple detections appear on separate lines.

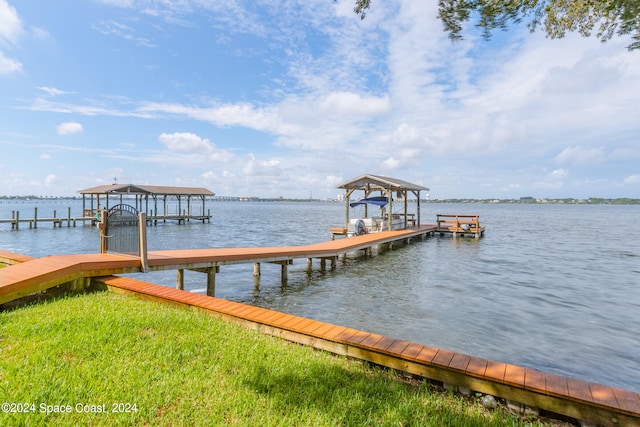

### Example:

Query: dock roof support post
xmin=416 ymin=191 xmax=421 ymax=226
xmin=404 ymin=193 xmax=408 ymax=229
xmin=163 ymin=196 xmax=167 ymax=223
xmin=344 ymin=190 xmax=351 ymax=228
xmin=387 ymin=186 xmax=393 ymax=231
xmin=153 ymin=196 xmax=158 ymax=225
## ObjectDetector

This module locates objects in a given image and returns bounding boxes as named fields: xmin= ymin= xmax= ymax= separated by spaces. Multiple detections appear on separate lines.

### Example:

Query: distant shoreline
xmin=1 ymin=195 xmax=639 ymax=205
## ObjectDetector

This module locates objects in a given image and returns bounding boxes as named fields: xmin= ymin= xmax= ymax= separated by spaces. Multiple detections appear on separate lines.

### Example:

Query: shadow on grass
xmin=244 ymin=358 xmax=497 ymax=426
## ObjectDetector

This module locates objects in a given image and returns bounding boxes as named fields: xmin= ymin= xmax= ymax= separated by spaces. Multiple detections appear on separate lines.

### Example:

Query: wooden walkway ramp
xmin=0 ymin=226 xmax=435 ymax=305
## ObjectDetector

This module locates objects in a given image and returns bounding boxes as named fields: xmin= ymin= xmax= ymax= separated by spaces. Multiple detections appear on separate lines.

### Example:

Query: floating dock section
xmin=435 ymin=214 xmax=485 ymax=239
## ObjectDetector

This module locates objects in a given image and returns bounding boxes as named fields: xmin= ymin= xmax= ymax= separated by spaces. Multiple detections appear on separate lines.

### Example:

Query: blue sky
xmin=1 ymin=0 xmax=639 ymax=199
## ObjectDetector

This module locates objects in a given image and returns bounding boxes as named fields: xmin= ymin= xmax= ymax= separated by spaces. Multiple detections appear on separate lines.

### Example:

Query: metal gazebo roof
xmin=337 ymin=174 xmax=428 ymax=194
xmin=78 ymin=184 xmax=215 ymax=197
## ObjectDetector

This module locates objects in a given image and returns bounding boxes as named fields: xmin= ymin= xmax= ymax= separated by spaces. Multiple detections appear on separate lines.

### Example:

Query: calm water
xmin=1 ymin=199 xmax=639 ymax=392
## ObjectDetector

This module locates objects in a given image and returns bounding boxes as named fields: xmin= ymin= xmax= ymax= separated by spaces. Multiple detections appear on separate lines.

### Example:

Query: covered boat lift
xmin=336 ymin=174 xmax=429 ymax=234
xmin=78 ymin=184 xmax=215 ymax=224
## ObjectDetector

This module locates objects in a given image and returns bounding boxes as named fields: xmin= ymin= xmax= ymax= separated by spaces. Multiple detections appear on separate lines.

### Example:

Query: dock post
xmin=176 ymin=269 xmax=184 ymax=290
xmin=331 ymin=256 xmax=337 ymax=269
xmin=68 ymin=207 xmax=72 ymax=227
xmin=281 ymin=262 xmax=288 ymax=283
xmin=253 ymin=262 xmax=261 ymax=277
xmin=206 ymin=267 xmax=216 ymax=296
xmin=34 ymin=207 xmax=38 ymax=229
xmin=320 ymin=258 xmax=326 ymax=271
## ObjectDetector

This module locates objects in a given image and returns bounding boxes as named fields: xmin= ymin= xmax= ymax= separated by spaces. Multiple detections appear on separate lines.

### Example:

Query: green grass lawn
xmin=0 ymin=291 xmax=558 ymax=426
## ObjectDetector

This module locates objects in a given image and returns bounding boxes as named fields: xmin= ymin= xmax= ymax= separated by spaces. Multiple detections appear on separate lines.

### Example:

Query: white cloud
xmin=0 ymin=50 xmax=21 ymax=74
xmin=37 ymin=86 xmax=70 ymax=96
xmin=0 ymin=0 xmax=22 ymax=44
xmin=555 ymin=146 xmax=605 ymax=165
xmin=44 ymin=174 xmax=57 ymax=187
xmin=92 ymin=20 xmax=155 ymax=48
xmin=159 ymin=132 xmax=212 ymax=152
xmin=624 ymin=174 xmax=640 ymax=184
xmin=0 ymin=0 xmax=22 ymax=74
xmin=533 ymin=168 xmax=569 ymax=190
xmin=158 ymin=132 xmax=233 ymax=162
xmin=57 ymin=121 xmax=83 ymax=135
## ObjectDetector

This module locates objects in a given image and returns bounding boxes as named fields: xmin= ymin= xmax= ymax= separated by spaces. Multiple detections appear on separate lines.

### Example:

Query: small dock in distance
xmin=0 ymin=207 xmax=97 ymax=229
xmin=435 ymin=214 xmax=485 ymax=239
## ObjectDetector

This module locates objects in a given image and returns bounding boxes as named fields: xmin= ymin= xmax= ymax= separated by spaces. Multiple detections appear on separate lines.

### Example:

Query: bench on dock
xmin=436 ymin=214 xmax=485 ymax=238
xmin=329 ymin=227 xmax=348 ymax=240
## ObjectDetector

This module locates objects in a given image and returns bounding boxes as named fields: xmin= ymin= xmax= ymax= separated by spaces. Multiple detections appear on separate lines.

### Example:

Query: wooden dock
xmin=0 ymin=209 xmax=211 ymax=229
xmin=0 ymin=207 xmax=97 ymax=229
xmin=0 ymin=245 xmax=639 ymax=425
xmin=435 ymin=214 xmax=485 ymax=239
xmin=0 ymin=226 xmax=436 ymax=304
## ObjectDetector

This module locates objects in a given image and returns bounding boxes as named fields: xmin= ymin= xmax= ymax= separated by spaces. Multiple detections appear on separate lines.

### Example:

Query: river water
xmin=1 ymin=199 xmax=639 ymax=392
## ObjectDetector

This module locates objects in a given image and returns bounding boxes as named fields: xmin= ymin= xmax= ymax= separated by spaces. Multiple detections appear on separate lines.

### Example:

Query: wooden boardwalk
xmin=0 ymin=226 xmax=435 ymax=305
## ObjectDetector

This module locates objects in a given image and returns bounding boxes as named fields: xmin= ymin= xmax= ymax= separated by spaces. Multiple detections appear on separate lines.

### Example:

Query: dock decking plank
xmin=524 ymin=368 xmax=547 ymax=394
xmin=589 ymin=384 xmax=620 ymax=410
xmin=545 ymin=373 xmax=569 ymax=397
xmin=613 ymin=388 xmax=640 ymax=414
xmin=567 ymin=378 xmax=595 ymax=404
xmin=359 ymin=333 xmax=385 ymax=349
xmin=385 ymin=339 xmax=411 ymax=356
xmin=415 ymin=346 xmax=439 ymax=364
xmin=503 ymin=364 xmax=527 ymax=387
xmin=465 ymin=356 xmax=488 ymax=377
xmin=484 ymin=360 xmax=507 ymax=383
xmin=448 ymin=353 xmax=471 ymax=372
xmin=373 ymin=336 xmax=403 ymax=353
xmin=431 ymin=348 xmax=456 ymax=368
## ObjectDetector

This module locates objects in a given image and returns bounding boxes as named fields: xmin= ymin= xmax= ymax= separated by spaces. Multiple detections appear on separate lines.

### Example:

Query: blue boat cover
xmin=349 ymin=196 xmax=388 ymax=208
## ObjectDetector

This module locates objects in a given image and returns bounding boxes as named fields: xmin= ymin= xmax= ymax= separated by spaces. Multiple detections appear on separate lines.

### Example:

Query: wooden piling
xmin=206 ymin=267 xmax=216 ymax=296
xmin=176 ymin=269 xmax=184 ymax=290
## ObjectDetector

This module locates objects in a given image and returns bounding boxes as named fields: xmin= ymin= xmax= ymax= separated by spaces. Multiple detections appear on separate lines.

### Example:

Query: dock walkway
xmin=0 ymin=226 xmax=435 ymax=305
